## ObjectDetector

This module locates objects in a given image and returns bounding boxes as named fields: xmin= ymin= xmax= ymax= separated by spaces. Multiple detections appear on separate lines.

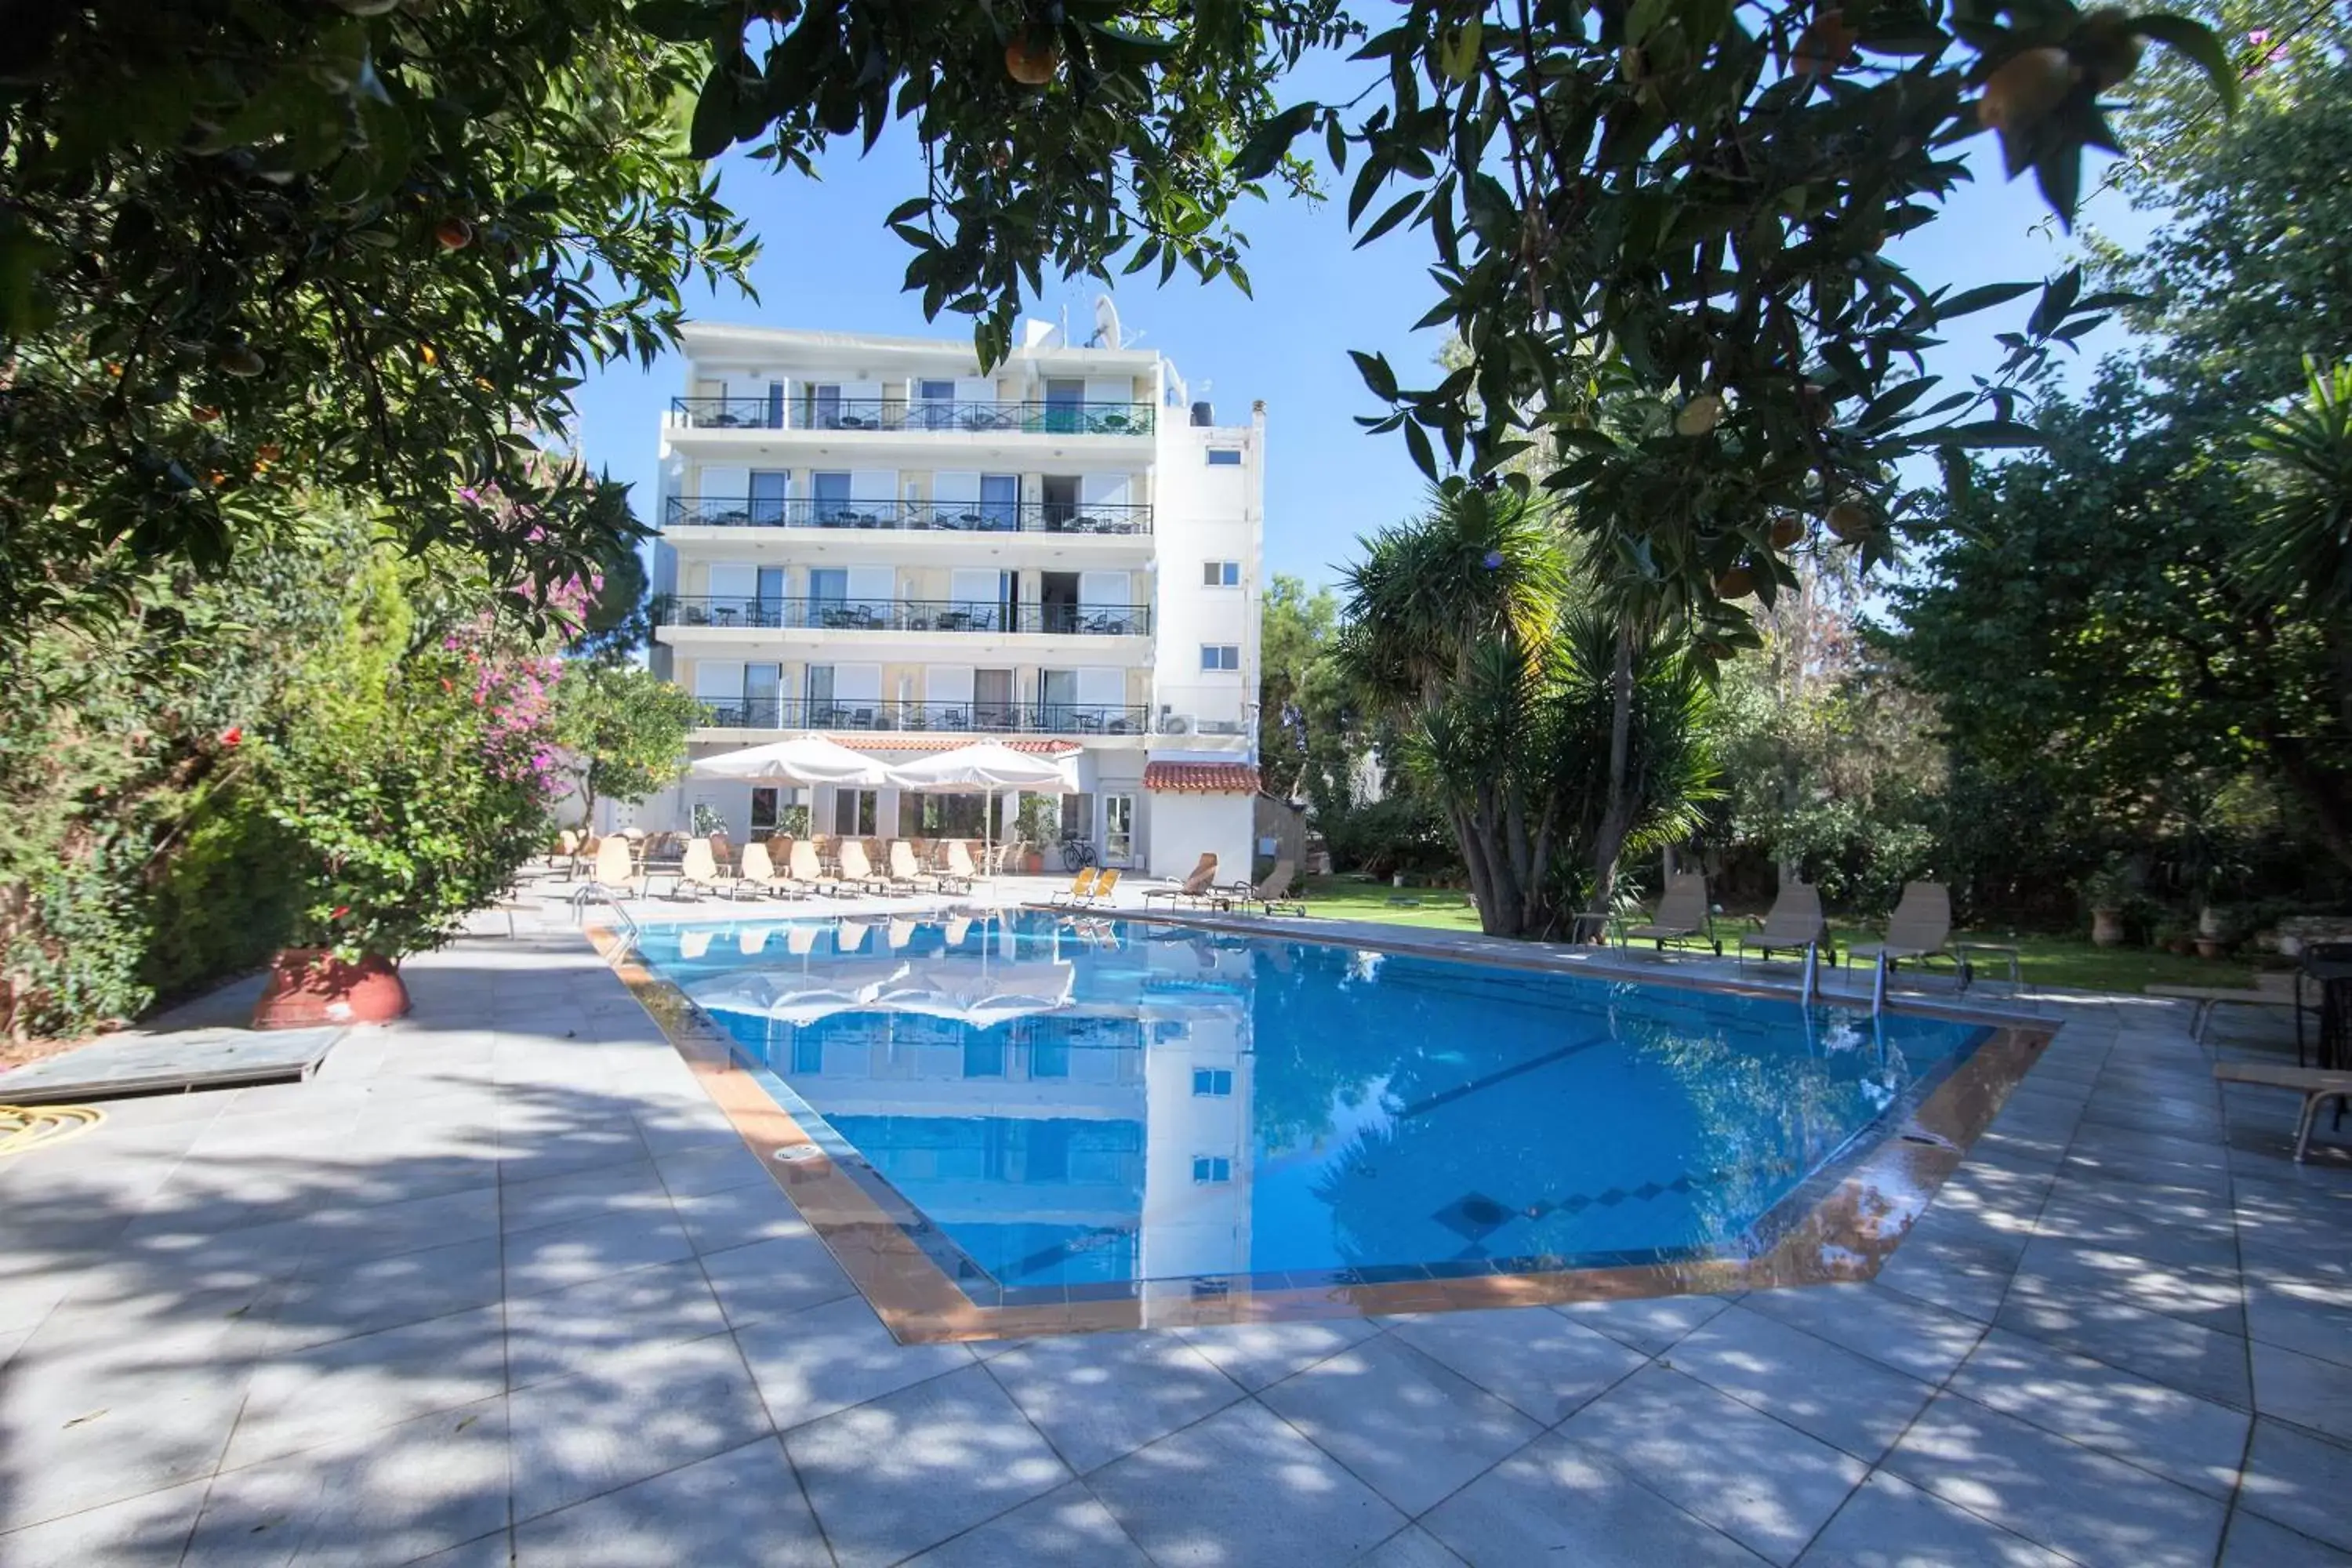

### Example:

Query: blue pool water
xmin=635 ymin=912 xmax=1989 ymax=1300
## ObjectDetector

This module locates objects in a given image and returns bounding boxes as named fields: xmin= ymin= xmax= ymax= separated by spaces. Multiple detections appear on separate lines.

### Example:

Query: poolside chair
xmin=835 ymin=840 xmax=893 ymax=894
xmin=1845 ymin=880 xmax=1961 ymax=982
xmin=1737 ymin=879 xmax=1832 ymax=968
xmin=1614 ymin=873 xmax=1720 ymax=955
xmin=679 ymin=928 xmax=713 ymax=959
xmin=1143 ymin=853 xmax=1220 ymax=909
xmin=1252 ymin=858 xmax=1306 ymax=916
xmin=1084 ymin=867 xmax=1123 ymax=907
xmin=887 ymin=840 xmax=942 ymax=894
xmin=738 ymin=840 xmax=803 ymax=900
xmin=674 ymin=837 xmax=737 ymax=899
xmin=1047 ymin=867 xmax=1102 ymax=906
xmin=570 ymin=835 xmax=645 ymax=906
xmin=786 ymin=840 xmax=841 ymax=898
xmin=936 ymin=840 xmax=978 ymax=895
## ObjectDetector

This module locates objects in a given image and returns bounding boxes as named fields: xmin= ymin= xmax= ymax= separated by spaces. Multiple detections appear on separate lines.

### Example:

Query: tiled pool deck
xmin=2 ymin=887 xmax=2347 ymax=1566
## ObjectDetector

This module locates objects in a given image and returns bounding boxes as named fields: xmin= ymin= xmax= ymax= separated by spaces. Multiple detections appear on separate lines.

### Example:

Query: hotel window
xmin=1192 ymin=1068 xmax=1233 ymax=1098
xmin=1200 ymin=644 xmax=1240 ymax=672
xmin=1206 ymin=448 xmax=1243 ymax=466
xmin=1192 ymin=1156 xmax=1232 ymax=1184
xmin=1202 ymin=560 xmax=1241 ymax=587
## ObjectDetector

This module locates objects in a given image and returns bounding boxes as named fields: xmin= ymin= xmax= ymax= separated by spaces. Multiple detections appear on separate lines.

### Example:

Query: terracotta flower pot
xmin=2089 ymin=908 xmax=2125 ymax=948
xmin=2194 ymin=937 xmax=2226 ymax=960
xmin=252 ymin=949 xmax=411 ymax=1029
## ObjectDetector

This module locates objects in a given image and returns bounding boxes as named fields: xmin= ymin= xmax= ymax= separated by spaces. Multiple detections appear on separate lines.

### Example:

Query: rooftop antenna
xmin=1091 ymin=294 xmax=1123 ymax=350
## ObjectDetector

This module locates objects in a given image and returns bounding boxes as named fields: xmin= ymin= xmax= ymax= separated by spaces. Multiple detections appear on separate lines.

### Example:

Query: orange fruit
xmin=1825 ymin=501 xmax=1874 ymax=542
xmin=1978 ymin=48 xmax=2078 ymax=134
xmin=1004 ymin=34 xmax=1059 ymax=85
xmin=1675 ymin=394 xmax=1724 ymax=437
xmin=1715 ymin=567 xmax=1756 ymax=599
xmin=435 ymin=218 xmax=474 ymax=251
xmin=1793 ymin=9 xmax=1857 ymax=74
xmin=191 ymin=405 xmax=221 ymax=423
xmin=1769 ymin=514 xmax=1805 ymax=550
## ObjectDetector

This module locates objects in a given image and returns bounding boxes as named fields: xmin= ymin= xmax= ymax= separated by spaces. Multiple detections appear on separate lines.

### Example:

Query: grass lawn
xmin=1297 ymin=874 xmax=2264 ymax=994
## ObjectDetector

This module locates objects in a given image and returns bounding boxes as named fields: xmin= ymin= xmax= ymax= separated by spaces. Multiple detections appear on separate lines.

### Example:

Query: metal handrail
xmin=655 ymin=596 xmax=1152 ymax=636
xmin=670 ymin=397 xmax=1156 ymax=435
xmin=694 ymin=698 xmax=1153 ymax=736
xmin=664 ymin=495 xmax=1153 ymax=535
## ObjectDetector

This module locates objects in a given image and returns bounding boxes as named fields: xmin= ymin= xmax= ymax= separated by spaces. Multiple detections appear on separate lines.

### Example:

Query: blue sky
xmin=570 ymin=56 xmax=2154 ymax=593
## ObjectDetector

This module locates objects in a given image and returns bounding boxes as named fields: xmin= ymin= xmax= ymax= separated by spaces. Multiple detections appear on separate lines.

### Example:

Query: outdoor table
xmin=710 ymin=605 xmax=739 ymax=627
xmin=1953 ymin=941 xmax=2023 ymax=991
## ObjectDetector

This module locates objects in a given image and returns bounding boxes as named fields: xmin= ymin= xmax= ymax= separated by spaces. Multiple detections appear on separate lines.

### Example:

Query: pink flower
xmin=220 ymin=725 xmax=243 ymax=747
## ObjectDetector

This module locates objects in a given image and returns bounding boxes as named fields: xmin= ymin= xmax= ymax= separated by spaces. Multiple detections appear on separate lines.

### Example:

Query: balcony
xmin=665 ymin=495 xmax=1152 ymax=536
xmin=655 ymin=596 xmax=1152 ymax=636
xmin=697 ymin=698 xmax=1153 ymax=737
xmin=670 ymin=397 xmax=1156 ymax=436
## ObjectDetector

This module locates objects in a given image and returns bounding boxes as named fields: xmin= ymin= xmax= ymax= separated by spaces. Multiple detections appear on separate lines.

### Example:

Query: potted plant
xmin=2079 ymin=858 xmax=2133 ymax=949
xmin=1016 ymin=796 xmax=1059 ymax=873
xmin=254 ymin=590 xmax=561 ymax=1028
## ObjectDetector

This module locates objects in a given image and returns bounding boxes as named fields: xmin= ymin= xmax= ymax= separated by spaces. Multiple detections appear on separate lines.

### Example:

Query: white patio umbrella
xmin=687 ymin=732 xmax=897 ymax=787
xmin=885 ymin=740 xmax=1077 ymax=888
xmin=872 ymin=959 xmax=1075 ymax=1029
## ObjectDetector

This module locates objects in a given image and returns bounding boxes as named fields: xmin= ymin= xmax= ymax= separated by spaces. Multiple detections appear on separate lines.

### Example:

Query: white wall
xmin=1148 ymin=408 xmax=1264 ymax=739
xmin=1145 ymin=792 xmax=1254 ymax=883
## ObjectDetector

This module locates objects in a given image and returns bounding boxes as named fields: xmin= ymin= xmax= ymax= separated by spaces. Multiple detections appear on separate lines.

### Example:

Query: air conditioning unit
xmin=1161 ymin=714 xmax=1192 ymax=735
xmin=1197 ymin=718 xmax=1242 ymax=735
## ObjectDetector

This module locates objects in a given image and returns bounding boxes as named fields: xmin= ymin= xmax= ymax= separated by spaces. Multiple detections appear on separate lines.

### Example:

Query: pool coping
xmin=590 ymin=909 xmax=2056 ymax=1344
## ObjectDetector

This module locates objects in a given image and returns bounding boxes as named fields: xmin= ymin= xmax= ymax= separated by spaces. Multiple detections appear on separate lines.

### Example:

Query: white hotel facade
xmin=633 ymin=318 xmax=1266 ymax=878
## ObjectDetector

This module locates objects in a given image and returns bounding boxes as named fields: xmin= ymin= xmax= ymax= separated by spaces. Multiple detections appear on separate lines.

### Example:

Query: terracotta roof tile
xmin=1143 ymin=761 xmax=1261 ymax=794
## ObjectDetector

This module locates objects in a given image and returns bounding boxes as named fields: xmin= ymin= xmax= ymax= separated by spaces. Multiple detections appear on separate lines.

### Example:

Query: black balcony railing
xmin=670 ymin=397 xmax=1155 ymax=436
xmin=665 ymin=495 xmax=1152 ymax=536
xmin=696 ymin=698 xmax=1153 ymax=736
xmin=657 ymin=596 xmax=1152 ymax=636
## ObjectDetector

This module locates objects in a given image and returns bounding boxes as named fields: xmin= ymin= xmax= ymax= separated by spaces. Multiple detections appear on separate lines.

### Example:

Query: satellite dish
xmin=1092 ymin=294 xmax=1123 ymax=350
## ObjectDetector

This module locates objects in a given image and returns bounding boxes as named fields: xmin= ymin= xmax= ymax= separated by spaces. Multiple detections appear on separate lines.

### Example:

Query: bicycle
xmin=1058 ymin=835 xmax=1097 ymax=872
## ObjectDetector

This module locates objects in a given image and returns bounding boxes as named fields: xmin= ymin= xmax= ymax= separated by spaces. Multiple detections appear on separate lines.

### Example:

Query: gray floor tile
xmin=1388 ymin=1305 xmax=1646 ymax=1423
xmin=652 ymin=1142 xmax=774 ymax=1199
xmin=1994 ymin=1281 xmax=2252 ymax=1410
xmin=1882 ymin=1392 xmax=2227 ymax=1568
xmin=2239 ymin=1417 xmax=2352 ymax=1552
xmin=2008 ymin=1232 xmax=2245 ymax=1337
xmin=673 ymin=1181 xmax=814 ymax=1255
xmin=732 ymin=1292 xmax=973 ymax=1432
xmin=1948 ymin=1327 xmax=2250 ymax=1497
xmin=504 ymin=1256 xmax=731 ymax=1389
xmin=2252 ymin=1339 xmax=2352 ymax=1443
xmin=187 ymin=1397 xmax=509 ymax=1567
xmin=1356 ymin=1525 xmax=1472 ymax=1567
xmin=405 ymin=1528 xmax=516 ymax=1567
xmin=501 ymin=1204 xmax=697 ymax=1299
xmin=1421 ymin=1431 xmax=1766 ymax=1566
xmin=1795 ymin=1471 xmax=2067 ymax=1566
xmin=1668 ymin=1305 xmax=1936 ymax=1462
xmin=1872 ymin=1229 xmax=2020 ymax=1323
xmin=1088 ymin=1399 xmax=1406 ymax=1568
xmin=899 ymin=1481 xmax=1148 ymax=1565
xmin=2244 ymin=1262 xmax=2352 ymax=1371
xmin=1551 ymin=1291 xmax=1739 ymax=1356
xmin=266 ymin=1237 xmax=506 ymax=1352
xmin=1258 ymin=1333 xmax=1543 ymax=1516
xmin=508 ymin=1332 xmax=773 ymax=1523
xmin=497 ymin=1158 xmax=670 ymax=1234
xmin=695 ymin=1232 xmax=858 ymax=1327
xmin=984 ymin=1331 xmax=1245 ymax=1475
xmin=0 ymin=1476 xmax=209 ymax=1567
xmin=514 ymin=1437 xmax=828 ymax=1566
xmin=1559 ymin=1363 xmax=1866 ymax=1562
xmin=1740 ymin=1282 xmax=1987 ymax=1384
xmin=222 ymin=1304 xmax=506 ymax=1470
xmin=1171 ymin=1316 xmax=1381 ymax=1392
xmin=786 ymin=1363 xmax=1071 ymax=1568
xmin=2219 ymin=1512 xmax=2352 ymax=1566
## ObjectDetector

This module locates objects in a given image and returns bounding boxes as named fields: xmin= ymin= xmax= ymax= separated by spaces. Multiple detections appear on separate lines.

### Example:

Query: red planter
xmin=252 ymin=949 xmax=411 ymax=1029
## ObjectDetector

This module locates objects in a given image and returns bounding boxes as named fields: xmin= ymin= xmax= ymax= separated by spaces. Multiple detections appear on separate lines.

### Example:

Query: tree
xmin=1233 ymin=1 xmax=2236 ymax=633
xmin=552 ymin=662 xmax=702 ymax=829
xmin=1337 ymin=484 xmax=1716 ymax=935
xmin=1258 ymin=573 xmax=1367 ymax=814
xmin=0 ymin=0 xmax=754 ymax=634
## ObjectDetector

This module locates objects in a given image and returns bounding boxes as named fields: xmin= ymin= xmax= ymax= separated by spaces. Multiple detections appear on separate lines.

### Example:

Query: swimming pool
xmin=625 ymin=910 xmax=2017 ymax=1319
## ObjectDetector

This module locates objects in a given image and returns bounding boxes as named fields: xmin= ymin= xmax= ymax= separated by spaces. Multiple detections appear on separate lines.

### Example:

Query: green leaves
xmin=2131 ymin=13 xmax=2241 ymax=118
xmin=1230 ymin=102 xmax=1319 ymax=183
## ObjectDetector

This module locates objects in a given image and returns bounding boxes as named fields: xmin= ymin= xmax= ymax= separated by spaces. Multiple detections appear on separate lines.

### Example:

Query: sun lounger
xmin=2149 ymin=973 xmax=2299 ymax=1044
xmin=835 ymin=840 xmax=893 ymax=894
xmin=1615 ymin=873 xmax=1720 ymax=954
xmin=1084 ymin=867 xmax=1123 ymax=906
xmin=887 ymin=840 xmax=942 ymax=894
xmin=1843 ymin=881 xmax=1959 ymax=979
xmin=2213 ymin=1060 xmax=2352 ymax=1162
xmin=937 ymin=840 xmax=978 ymax=895
xmin=1143 ymin=854 xmax=1220 ymax=908
xmin=1252 ymin=858 xmax=1305 ymax=916
xmin=737 ymin=840 xmax=804 ymax=900
xmin=674 ymin=838 xmax=737 ymax=899
xmin=786 ymin=840 xmax=841 ymax=897
xmin=569 ymin=836 xmax=645 ymax=906
xmin=1737 ymin=880 xmax=1831 ymax=967
xmin=1047 ymin=867 xmax=1101 ymax=906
